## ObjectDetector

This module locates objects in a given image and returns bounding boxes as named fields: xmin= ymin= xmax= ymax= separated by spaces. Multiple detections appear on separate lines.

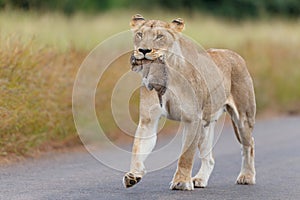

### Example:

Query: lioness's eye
xmin=156 ymin=34 xmax=164 ymax=40
xmin=136 ymin=32 xmax=143 ymax=39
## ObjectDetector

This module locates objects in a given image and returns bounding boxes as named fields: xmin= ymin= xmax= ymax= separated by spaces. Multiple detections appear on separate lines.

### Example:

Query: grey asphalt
xmin=0 ymin=116 xmax=299 ymax=200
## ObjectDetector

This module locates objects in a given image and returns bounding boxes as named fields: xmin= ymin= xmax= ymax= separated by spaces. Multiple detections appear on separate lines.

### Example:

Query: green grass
xmin=0 ymin=10 xmax=300 ymax=158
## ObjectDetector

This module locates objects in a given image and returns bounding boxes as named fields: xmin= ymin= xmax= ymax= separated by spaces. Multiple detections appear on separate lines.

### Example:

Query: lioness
xmin=123 ymin=14 xmax=256 ymax=191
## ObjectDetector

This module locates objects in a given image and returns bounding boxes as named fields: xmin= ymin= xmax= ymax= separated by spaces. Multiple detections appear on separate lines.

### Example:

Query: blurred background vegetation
xmin=0 ymin=0 xmax=299 ymax=159
xmin=1 ymin=0 xmax=300 ymax=19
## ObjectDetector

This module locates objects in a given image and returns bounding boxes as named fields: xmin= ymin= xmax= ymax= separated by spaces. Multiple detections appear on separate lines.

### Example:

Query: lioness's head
xmin=130 ymin=14 xmax=185 ymax=60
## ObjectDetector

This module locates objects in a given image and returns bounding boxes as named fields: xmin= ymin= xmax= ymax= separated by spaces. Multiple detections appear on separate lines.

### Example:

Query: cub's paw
xmin=123 ymin=172 xmax=142 ymax=188
xmin=169 ymin=181 xmax=194 ymax=191
xmin=192 ymin=177 xmax=207 ymax=188
xmin=236 ymin=173 xmax=255 ymax=185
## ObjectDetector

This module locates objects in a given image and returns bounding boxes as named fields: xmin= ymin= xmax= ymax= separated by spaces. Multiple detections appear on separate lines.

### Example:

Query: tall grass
xmin=0 ymin=10 xmax=300 ymax=158
xmin=0 ymin=34 xmax=85 ymax=157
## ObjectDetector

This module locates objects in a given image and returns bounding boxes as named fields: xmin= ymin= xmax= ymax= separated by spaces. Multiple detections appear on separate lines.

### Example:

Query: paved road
xmin=1 ymin=116 xmax=300 ymax=200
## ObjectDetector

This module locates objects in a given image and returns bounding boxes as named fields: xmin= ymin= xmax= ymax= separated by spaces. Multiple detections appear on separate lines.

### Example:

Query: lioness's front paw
xmin=123 ymin=172 xmax=142 ymax=188
xmin=192 ymin=177 xmax=207 ymax=188
xmin=236 ymin=173 xmax=255 ymax=185
xmin=169 ymin=181 xmax=194 ymax=191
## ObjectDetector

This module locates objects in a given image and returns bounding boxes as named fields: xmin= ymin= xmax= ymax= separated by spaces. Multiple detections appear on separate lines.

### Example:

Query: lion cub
xmin=131 ymin=54 xmax=168 ymax=107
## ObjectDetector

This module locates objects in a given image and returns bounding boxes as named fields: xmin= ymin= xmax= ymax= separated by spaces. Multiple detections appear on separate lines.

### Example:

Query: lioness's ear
xmin=130 ymin=14 xmax=145 ymax=29
xmin=171 ymin=18 xmax=185 ymax=32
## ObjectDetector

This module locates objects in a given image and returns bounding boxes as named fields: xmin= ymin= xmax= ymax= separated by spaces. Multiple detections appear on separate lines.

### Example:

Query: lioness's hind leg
xmin=228 ymin=104 xmax=256 ymax=185
xmin=235 ymin=113 xmax=256 ymax=185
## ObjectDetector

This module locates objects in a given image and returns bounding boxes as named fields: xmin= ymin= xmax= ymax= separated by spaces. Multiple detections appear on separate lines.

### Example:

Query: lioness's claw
xmin=123 ymin=172 xmax=142 ymax=188
xmin=236 ymin=173 xmax=255 ymax=185
xmin=192 ymin=178 xmax=207 ymax=188
xmin=169 ymin=181 xmax=194 ymax=191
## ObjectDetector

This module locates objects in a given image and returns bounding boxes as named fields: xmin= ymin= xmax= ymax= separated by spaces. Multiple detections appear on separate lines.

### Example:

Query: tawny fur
xmin=123 ymin=14 xmax=256 ymax=190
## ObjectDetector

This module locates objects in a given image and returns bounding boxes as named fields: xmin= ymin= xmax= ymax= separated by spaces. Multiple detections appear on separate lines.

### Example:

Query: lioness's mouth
xmin=130 ymin=55 xmax=153 ymax=66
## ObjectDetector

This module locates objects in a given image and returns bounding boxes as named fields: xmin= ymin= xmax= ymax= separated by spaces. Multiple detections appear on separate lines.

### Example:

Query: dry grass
xmin=0 ymin=10 xmax=300 ymax=158
xmin=0 ymin=34 xmax=85 ymax=157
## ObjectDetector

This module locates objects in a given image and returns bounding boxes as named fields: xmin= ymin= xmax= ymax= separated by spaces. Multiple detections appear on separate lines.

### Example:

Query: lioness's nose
xmin=138 ymin=48 xmax=152 ymax=55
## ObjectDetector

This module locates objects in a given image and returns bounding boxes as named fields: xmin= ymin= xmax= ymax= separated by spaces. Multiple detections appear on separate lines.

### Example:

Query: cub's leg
xmin=123 ymin=87 xmax=162 ymax=188
xmin=192 ymin=121 xmax=215 ymax=188
xmin=170 ymin=121 xmax=200 ymax=191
